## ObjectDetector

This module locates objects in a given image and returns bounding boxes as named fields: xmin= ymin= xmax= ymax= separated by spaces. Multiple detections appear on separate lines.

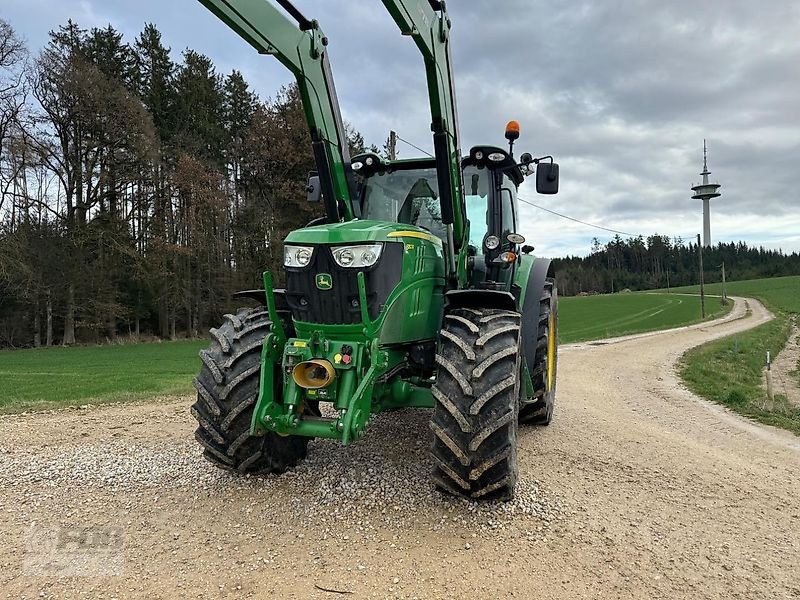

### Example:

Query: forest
xmin=0 ymin=18 xmax=370 ymax=347
xmin=553 ymin=236 xmax=800 ymax=296
xmin=1 ymin=18 xmax=798 ymax=348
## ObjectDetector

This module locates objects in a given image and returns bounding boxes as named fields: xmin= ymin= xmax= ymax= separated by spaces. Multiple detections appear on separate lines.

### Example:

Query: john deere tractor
xmin=191 ymin=0 xmax=559 ymax=500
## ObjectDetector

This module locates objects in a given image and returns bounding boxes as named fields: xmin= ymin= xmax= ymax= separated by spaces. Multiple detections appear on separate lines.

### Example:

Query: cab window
xmin=464 ymin=165 xmax=490 ymax=249
xmin=500 ymin=173 xmax=517 ymax=245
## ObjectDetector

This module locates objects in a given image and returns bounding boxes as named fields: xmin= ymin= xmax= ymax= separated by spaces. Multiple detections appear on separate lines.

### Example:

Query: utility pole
xmin=387 ymin=130 xmax=397 ymax=160
xmin=697 ymin=234 xmax=706 ymax=318
xmin=720 ymin=261 xmax=727 ymax=305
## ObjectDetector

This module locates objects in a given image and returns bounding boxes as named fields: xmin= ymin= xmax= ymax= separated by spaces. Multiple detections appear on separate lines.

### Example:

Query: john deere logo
xmin=315 ymin=273 xmax=333 ymax=290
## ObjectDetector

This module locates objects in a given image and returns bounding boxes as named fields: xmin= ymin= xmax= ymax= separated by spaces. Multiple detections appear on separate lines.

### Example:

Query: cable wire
xmin=517 ymin=196 xmax=637 ymax=237
xmin=394 ymin=134 xmax=696 ymax=242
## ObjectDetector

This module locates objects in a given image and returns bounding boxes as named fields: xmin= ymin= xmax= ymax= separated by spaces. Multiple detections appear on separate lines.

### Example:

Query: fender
xmin=520 ymin=257 xmax=554 ymax=375
xmin=444 ymin=289 xmax=518 ymax=312
xmin=232 ymin=288 xmax=289 ymax=311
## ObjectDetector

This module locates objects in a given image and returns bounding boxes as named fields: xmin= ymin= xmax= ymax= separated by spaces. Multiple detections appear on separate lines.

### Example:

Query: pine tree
xmin=174 ymin=50 xmax=225 ymax=167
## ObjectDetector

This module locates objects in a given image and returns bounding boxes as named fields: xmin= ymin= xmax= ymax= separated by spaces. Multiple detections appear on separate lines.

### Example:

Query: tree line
xmin=0 ymin=18 xmax=369 ymax=347
xmin=553 ymin=235 xmax=800 ymax=296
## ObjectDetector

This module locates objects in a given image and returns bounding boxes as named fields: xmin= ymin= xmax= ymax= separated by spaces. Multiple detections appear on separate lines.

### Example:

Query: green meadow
xmin=558 ymin=292 xmax=729 ymax=344
xmin=0 ymin=340 xmax=205 ymax=412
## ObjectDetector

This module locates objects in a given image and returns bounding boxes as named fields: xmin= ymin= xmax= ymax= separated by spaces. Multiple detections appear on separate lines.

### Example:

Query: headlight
xmin=332 ymin=244 xmax=383 ymax=268
xmin=284 ymin=245 xmax=314 ymax=267
xmin=338 ymin=249 xmax=355 ymax=266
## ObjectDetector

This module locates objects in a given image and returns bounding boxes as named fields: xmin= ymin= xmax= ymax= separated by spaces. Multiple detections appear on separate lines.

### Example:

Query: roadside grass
xmin=558 ymin=292 xmax=730 ymax=344
xmin=679 ymin=315 xmax=800 ymax=435
xmin=673 ymin=275 xmax=800 ymax=435
xmin=0 ymin=340 xmax=205 ymax=413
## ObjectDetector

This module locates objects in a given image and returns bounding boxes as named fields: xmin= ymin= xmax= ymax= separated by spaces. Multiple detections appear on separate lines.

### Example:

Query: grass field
xmin=558 ymin=292 xmax=730 ymax=344
xmin=659 ymin=275 xmax=800 ymax=315
xmin=676 ymin=275 xmax=800 ymax=435
xmin=0 ymin=340 xmax=205 ymax=413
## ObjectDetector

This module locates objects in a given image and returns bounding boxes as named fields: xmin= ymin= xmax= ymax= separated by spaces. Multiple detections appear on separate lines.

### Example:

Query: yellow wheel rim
xmin=546 ymin=311 xmax=556 ymax=392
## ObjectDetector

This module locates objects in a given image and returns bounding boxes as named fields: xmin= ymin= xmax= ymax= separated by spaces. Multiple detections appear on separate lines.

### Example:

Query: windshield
xmin=359 ymin=167 xmax=444 ymax=238
xmin=359 ymin=165 xmax=491 ymax=243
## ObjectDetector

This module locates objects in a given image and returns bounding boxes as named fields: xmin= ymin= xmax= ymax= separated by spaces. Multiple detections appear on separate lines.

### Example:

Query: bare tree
xmin=0 ymin=18 xmax=29 ymax=216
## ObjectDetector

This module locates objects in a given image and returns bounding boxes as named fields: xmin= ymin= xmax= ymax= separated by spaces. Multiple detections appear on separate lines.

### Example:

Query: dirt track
xmin=2 ymin=296 xmax=799 ymax=599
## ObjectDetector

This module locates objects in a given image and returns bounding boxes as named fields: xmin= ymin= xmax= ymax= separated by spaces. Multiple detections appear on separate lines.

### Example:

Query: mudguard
xmin=231 ymin=288 xmax=289 ymax=310
xmin=444 ymin=289 xmax=518 ymax=312
xmin=519 ymin=257 xmax=554 ymax=376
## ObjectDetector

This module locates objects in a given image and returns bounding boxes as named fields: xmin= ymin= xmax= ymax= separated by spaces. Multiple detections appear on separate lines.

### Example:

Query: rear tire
xmin=430 ymin=308 xmax=521 ymax=501
xmin=191 ymin=307 xmax=311 ymax=474
xmin=519 ymin=278 xmax=558 ymax=425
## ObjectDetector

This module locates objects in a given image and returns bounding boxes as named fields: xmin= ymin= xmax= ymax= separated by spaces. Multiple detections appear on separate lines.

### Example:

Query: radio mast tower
xmin=691 ymin=140 xmax=721 ymax=247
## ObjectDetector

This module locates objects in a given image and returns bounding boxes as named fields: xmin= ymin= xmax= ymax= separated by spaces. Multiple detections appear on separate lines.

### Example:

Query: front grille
xmin=285 ymin=243 xmax=403 ymax=324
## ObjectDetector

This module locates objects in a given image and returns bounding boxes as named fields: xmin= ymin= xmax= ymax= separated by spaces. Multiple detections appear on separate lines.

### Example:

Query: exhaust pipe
xmin=291 ymin=359 xmax=336 ymax=389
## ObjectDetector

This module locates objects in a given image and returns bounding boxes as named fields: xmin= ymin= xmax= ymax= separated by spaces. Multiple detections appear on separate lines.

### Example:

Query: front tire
xmin=430 ymin=308 xmax=522 ymax=501
xmin=191 ymin=307 xmax=310 ymax=474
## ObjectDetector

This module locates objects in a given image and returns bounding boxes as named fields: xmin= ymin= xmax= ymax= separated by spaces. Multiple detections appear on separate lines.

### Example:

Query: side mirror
xmin=521 ymin=244 xmax=535 ymax=254
xmin=536 ymin=162 xmax=559 ymax=195
xmin=306 ymin=172 xmax=321 ymax=203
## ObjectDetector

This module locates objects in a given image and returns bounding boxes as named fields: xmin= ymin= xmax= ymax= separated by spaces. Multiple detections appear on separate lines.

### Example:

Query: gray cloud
xmin=5 ymin=0 xmax=799 ymax=256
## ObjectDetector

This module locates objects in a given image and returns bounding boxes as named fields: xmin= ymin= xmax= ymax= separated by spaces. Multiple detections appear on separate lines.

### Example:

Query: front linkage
xmin=252 ymin=272 xmax=432 ymax=445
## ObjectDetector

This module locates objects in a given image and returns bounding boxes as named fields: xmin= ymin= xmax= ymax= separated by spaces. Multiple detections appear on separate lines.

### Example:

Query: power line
xmin=517 ymin=196 xmax=637 ymax=237
xmin=393 ymin=134 xmax=693 ymax=242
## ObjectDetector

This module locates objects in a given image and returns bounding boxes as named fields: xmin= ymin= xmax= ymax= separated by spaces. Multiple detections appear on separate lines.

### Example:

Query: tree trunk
xmin=46 ymin=292 xmax=53 ymax=347
xmin=170 ymin=312 xmax=176 ymax=341
xmin=33 ymin=301 xmax=41 ymax=348
xmin=63 ymin=283 xmax=76 ymax=345
xmin=159 ymin=295 xmax=169 ymax=338
xmin=192 ymin=300 xmax=200 ymax=338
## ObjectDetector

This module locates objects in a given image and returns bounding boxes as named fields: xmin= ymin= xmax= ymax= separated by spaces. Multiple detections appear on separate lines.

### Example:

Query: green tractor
xmin=192 ymin=0 xmax=560 ymax=500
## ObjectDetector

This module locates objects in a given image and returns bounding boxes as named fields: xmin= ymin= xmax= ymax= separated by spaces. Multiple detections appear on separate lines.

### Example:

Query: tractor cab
xmin=350 ymin=135 xmax=557 ymax=290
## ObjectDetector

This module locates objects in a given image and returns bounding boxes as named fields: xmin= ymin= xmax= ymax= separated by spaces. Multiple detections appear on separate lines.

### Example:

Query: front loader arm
xmin=380 ymin=0 xmax=466 ymax=282
xmin=198 ymin=0 xmax=354 ymax=221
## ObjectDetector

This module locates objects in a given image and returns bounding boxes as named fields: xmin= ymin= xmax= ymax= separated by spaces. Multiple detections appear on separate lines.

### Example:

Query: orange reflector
xmin=505 ymin=120 xmax=520 ymax=141
xmin=501 ymin=251 xmax=517 ymax=264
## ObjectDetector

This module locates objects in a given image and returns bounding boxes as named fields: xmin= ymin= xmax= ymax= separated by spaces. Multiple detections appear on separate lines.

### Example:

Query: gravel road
xmin=2 ymin=296 xmax=799 ymax=599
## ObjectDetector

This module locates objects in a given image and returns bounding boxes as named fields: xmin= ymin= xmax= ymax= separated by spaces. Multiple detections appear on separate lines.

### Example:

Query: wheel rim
xmin=546 ymin=311 xmax=556 ymax=392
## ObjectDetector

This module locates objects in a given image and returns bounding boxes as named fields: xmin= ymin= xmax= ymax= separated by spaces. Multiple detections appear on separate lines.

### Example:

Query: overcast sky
xmin=5 ymin=0 xmax=800 ymax=257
